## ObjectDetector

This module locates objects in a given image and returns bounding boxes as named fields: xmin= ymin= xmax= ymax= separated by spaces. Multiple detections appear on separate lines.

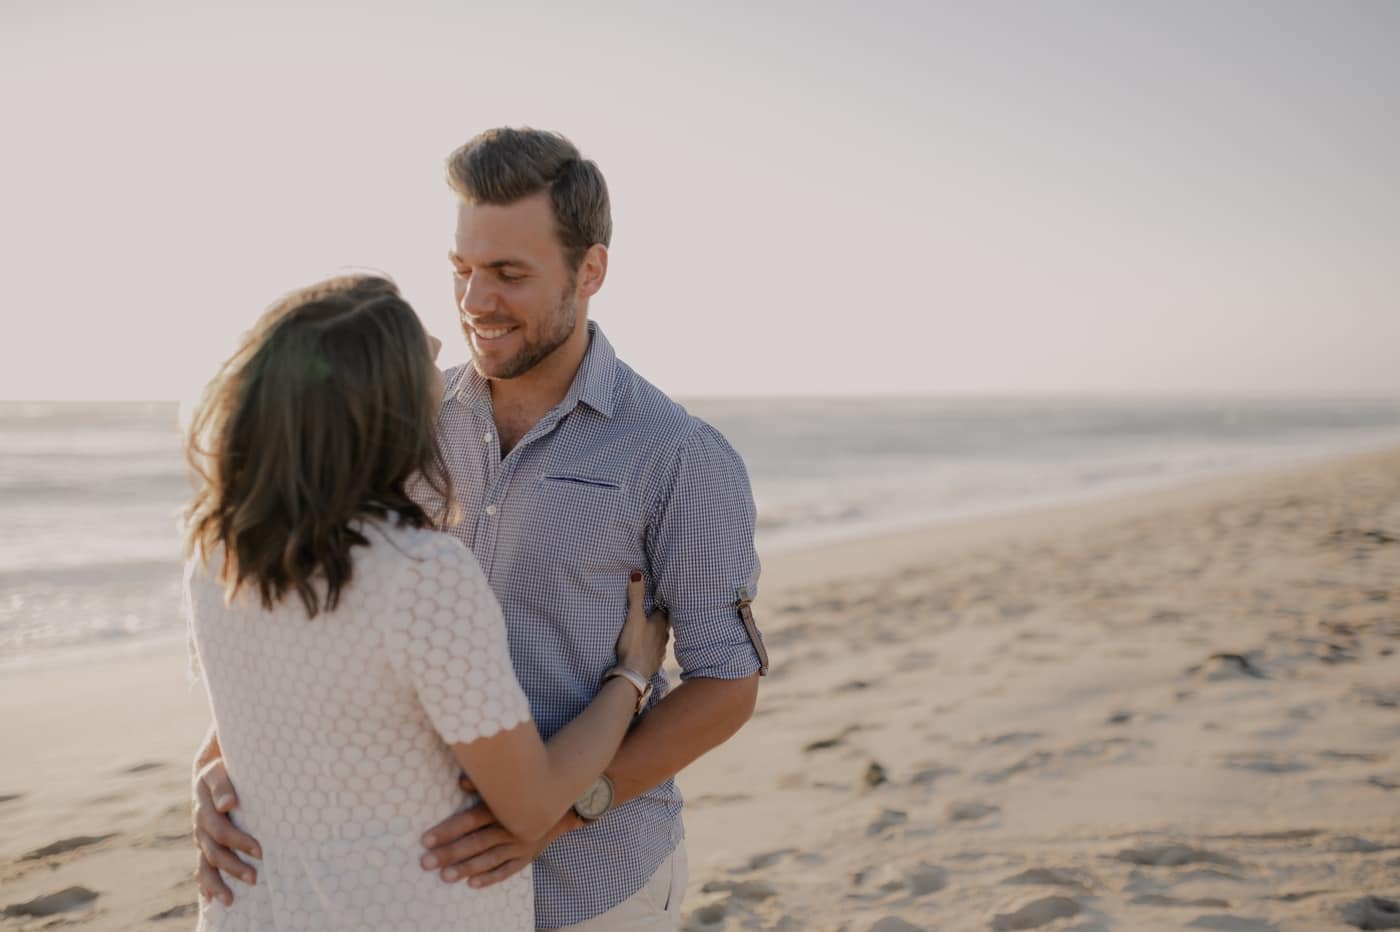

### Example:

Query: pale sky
xmin=2 ymin=1 xmax=1398 ymax=401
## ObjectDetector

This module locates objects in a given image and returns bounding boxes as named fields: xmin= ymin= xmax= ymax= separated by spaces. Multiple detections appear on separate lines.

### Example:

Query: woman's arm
xmin=445 ymin=571 xmax=665 ymax=840
xmin=447 ymin=676 xmax=641 ymax=841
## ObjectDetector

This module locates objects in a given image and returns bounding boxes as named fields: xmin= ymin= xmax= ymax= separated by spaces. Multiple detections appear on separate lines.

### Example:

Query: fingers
xmin=195 ymin=852 xmax=234 ymax=907
xmin=467 ymin=856 xmax=531 ymax=888
xmin=195 ymin=827 xmax=257 ymax=886
xmin=197 ymin=758 xmax=239 ymax=813
xmin=423 ymin=825 xmax=511 ymax=878
xmin=420 ymin=806 xmax=498 ymax=854
xmin=457 ymin=774 xmax=477 ymax=795
xmin=626 ymin=570 xmax=645 ymax=618
xmin=193 ymin=792 xmax=262 ymax=860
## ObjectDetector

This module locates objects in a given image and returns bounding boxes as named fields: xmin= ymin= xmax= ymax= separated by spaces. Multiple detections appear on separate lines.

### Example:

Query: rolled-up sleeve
xmin=646 ymin=419 xmax=765 ymax=681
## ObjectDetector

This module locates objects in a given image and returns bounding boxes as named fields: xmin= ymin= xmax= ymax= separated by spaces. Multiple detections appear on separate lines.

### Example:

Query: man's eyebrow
xmin=446 ymin=251 xmax=532 ymax=270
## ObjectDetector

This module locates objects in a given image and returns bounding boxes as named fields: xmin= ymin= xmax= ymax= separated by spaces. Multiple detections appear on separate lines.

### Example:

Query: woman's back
xmin=188 ymin=520 xmax=533 ymax=932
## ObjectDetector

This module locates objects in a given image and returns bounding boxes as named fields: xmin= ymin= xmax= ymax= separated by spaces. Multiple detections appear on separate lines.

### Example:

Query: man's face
xmin=450 ymin=191 xmax=580 ymax=381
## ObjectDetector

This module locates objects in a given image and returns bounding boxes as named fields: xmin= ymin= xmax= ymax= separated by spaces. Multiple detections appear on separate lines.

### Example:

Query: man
xmin=192 ymin=127 xmax=768 ymax=931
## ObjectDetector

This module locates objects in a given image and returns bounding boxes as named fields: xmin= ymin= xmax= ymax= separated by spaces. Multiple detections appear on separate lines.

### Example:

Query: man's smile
xmin=461 ymin=317 xmax=520 ymax=352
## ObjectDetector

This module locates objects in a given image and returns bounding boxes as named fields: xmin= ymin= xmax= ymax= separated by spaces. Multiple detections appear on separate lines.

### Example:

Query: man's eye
xmin=452 ymin=268 xmax=470 ymax=279
xmin=499 ymin=272 xmax=523 ymax=283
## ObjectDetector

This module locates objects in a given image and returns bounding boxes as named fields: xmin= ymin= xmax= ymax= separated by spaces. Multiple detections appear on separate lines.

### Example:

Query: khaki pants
xmin=544 ymin=842 xmax=688 ymax=932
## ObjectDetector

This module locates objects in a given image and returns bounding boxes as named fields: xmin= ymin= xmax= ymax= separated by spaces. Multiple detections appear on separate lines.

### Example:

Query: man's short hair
xmin=445 ymin=128 xmax=611 ymax=271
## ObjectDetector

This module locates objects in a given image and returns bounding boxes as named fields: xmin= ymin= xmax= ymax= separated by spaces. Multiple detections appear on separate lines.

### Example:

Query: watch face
xmin=575 ymin=776 xmax=614 ymax=820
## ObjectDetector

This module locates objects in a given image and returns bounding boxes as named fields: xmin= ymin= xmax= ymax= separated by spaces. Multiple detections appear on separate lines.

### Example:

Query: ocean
xmin=3 ymin=398 xmax=1400 ymax=662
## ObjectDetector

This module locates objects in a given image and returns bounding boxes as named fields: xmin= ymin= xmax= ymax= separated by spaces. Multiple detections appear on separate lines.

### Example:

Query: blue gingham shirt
xmin=434 ymin=322 xmax=764 ymax=928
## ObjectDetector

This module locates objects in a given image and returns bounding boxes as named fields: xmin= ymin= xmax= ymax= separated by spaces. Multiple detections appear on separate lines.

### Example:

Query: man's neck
xmin=489 ymin=321 xmax=591 ymax=454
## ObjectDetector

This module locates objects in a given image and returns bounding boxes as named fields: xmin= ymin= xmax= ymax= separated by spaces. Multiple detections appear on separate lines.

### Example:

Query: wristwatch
xmin=573 ymin=774 xmax=615 ymax=823
xmin=604 ymin=664 xmax=653 ymax=715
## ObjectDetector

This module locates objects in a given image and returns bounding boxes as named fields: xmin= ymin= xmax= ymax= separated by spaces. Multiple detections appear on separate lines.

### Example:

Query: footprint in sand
xmin=150 ymin=832 xmax=193 ymax=848
xmin=0 ymin=793 xmax=22 ymax=804
xmin=149 ymin=902 xmax=198 ymax=921
xmin=982 ymin=731 xmax=1044 ymax=746
xmin=1355 ymin=687 xmax=1400 ymax=709
xmin=122 ymin=761 xmax=168 ymax=774
xmin=853 ymin=861 xmax=947 ymax=901
xmin=699 ymin=879 xmax=776 ymax=902
xmin=804 ymin=724 xmax=864 ymax=752
xmin=1187 ymin=653 xmax=1269 ymax=681
xmin=1328 ymin=836 xmax=1400 ymax=854
xmin=1129 ymin=867 xmax=1249 ymax=892
xmin=910 ymin=765 xmax=959 ymax=786
xmin=1001 ymin=867 xmax=1097 ymax=893
xmin=1207 ymin=829 xmax=1319 ymax=843
xmin=990 ymin=895 xmax=1081 ymax=930
xmin=906 ymin=863 xmax=948 ymax=896
xmin=1271 ymin=889 xmax=1333 ymax=903
xmin=1320 ymin=749 xmax=1390 ymax=764
xmin=1340 ymin=896 xmax=1400 ymax=930
xmin=1114 ymin=844 xmax=1243 ymax=870
xmin=686 ymin=901 xmax=728 ymax=928
xmin=1220 ymin=752 xmax=1310 ymax=774
xmin=21 ymin=834 xmax=118 ymax=861
xmin=868 ymin=918 xmax=925 ymax=932
xmin=1131 ymin=894 xmax=1231 ymax=908
xmin=3 ymin=886 xmax=99 ymax=918
xmin=1184 ymin=916 xmax=1277 ymax=931
xmin=1063 ymin=736 xmax=1136 ymax=761
xmin=946 ymin=800 xmax=1000 ymax=822
xmin=867 ymin=809 xmax=908 ymax=836
xmin=732 ymin=848 xmax=797 ymax=872
xmin=977 ymin=751 xmax=1053 ymax=784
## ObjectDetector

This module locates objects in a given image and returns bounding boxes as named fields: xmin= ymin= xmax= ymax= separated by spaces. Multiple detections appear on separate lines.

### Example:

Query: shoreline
xmin=7 ymin=441 xmax=1400 ymax=673
xmin=761 ymin=442 xmax=1400 ymax=591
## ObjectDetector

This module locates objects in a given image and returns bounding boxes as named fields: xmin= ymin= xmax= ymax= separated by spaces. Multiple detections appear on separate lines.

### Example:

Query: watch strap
xmin=604 ymin=665 xmax=652 ymax=714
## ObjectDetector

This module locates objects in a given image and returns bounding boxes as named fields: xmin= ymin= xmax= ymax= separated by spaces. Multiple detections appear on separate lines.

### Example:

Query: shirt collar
xmin=451 ymin=320 xmax=617 ymax=420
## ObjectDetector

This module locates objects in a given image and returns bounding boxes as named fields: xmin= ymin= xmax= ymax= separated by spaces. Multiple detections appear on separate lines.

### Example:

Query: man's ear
xmin=576 ymin=244 xmax=608 ymax=299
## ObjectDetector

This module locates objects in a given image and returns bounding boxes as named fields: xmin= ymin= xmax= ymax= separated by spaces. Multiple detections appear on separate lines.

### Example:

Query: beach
xmin=2 ymin=448 xmax=1398 ymax=931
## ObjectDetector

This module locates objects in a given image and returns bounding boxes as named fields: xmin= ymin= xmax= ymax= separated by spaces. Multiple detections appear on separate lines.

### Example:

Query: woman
xmin=184 ymin=275 xmax=667 ymax=931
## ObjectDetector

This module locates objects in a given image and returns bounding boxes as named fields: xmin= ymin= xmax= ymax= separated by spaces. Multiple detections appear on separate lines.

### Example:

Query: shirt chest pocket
xmin=526 ymin=474 xmax=640 ymax=565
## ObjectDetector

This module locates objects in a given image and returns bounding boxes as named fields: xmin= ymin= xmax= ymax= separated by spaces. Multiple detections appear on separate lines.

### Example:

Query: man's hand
xmin=192 ymin=758 xmax=263 ymax=905
xmin=420 ymin=776 xmax=579 ymax=888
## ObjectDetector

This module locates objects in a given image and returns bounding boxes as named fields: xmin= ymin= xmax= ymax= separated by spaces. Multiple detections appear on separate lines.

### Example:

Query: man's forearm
xmin=604 ymin=673 xmax=760 ymax=808
xmin=415 ymin=674 xmax=759 ymax=887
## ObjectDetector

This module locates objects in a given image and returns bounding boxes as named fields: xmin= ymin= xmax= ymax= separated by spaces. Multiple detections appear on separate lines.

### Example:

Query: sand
xmin=2 ymin=449 xmax=1398 ymax=931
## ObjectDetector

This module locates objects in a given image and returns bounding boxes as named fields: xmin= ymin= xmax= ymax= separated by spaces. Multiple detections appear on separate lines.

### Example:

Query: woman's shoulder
xmin=360 ymin=518 xmax=476 ymax=578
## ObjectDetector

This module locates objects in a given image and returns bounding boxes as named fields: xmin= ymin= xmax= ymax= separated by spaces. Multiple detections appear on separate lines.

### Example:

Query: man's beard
xmin=473 ymin=284 xmax=578 ymax=381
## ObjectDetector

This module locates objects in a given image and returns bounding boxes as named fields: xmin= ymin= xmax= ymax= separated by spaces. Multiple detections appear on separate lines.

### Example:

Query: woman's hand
xmin=615 ymin=571 xmax=669 ymax=679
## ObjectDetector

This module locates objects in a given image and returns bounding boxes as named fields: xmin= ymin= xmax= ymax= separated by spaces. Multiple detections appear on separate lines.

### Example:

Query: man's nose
xmin=458 ymin=275 xmax=496 ymax=316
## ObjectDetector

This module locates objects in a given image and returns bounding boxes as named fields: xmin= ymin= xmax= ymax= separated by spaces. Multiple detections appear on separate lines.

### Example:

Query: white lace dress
xmin=187 ymin=520 xmax=534 ymax=931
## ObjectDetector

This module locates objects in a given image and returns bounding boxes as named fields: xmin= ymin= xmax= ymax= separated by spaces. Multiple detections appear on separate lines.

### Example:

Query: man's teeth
xmin=475 ymin=326 xmax=512 ymax=339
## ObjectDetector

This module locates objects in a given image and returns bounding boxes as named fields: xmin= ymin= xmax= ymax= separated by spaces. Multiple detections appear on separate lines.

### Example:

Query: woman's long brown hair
xmin=184 ymin=275 xmax=453 ymax=617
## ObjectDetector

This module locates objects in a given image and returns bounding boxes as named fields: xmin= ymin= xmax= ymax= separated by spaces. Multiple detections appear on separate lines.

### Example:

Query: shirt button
xmin=485 ymin=504 xmax=498 ymax=516
xmin=482 ymin=433 xmax=492 ymax=444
